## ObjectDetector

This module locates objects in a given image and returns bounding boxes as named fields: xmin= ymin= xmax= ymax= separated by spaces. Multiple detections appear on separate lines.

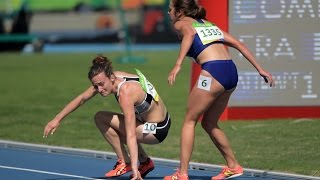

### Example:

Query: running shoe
xmin=211 ymin=165 xmax=243 ymax=180
xmin=130 ymin=157 xmax=155 ymax=178
xmin=105 ymin=159 xmax=132 ymax=177
xmin=163 ymin=170 xmax=189 ymax=180
xmin=138 ymin=158 xmax=155 ymax=178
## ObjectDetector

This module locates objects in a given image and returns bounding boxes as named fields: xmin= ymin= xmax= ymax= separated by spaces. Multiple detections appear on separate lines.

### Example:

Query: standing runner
xmin=164 ymin=0 xmax=274 ymax=179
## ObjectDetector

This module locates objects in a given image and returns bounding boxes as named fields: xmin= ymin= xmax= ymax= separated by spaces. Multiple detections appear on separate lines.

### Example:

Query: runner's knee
xmin=94 ymin=111 xmax=113 ymax=127
xmin=201 ymin=119 xmax=219 ymax=133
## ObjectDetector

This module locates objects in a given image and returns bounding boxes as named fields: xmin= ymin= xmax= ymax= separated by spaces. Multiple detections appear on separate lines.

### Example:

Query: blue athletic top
xmin=186 ymin=19 xmax=224 ymax=60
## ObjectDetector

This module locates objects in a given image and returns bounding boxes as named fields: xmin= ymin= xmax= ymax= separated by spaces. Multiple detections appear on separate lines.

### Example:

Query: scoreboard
xmin=228 ymin=0 xmax=320 ymax=106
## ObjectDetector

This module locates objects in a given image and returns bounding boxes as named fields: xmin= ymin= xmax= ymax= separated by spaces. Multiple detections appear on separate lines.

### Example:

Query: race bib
xmin=142 ymin=122 xmax=157 ymax=134
xmin=135 ymin=69 xmax=159 ymax=102
xmin=197 ymin=75 xmax=212 ymax=91
xmin=193 ymin=22 xmax=224 ymax=45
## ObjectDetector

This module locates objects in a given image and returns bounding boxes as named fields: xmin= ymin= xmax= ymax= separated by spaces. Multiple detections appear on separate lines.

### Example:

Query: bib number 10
xmin=143 ymin=122 xmax=157 ymax=134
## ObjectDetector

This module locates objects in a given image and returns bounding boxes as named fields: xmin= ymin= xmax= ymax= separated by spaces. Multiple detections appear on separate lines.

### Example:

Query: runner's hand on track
xmin=130 ymin=169 xmax=143 ymax=180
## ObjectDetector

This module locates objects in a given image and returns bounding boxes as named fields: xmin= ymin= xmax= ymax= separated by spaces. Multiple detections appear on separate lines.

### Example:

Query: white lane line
xmin=0 ymin=165 xmax=104 ymax=180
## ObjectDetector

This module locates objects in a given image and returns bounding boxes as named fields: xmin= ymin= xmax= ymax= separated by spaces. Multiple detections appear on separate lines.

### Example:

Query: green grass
xmin=0 ymin=52 xmax=319 ymax=177
xmin=0 ymin=0 xmax=117 ymax=12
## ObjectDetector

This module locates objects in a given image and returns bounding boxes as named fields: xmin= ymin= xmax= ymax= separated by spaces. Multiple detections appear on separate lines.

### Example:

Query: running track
xmin=0 ymin=140 xmax=319 ymax=180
